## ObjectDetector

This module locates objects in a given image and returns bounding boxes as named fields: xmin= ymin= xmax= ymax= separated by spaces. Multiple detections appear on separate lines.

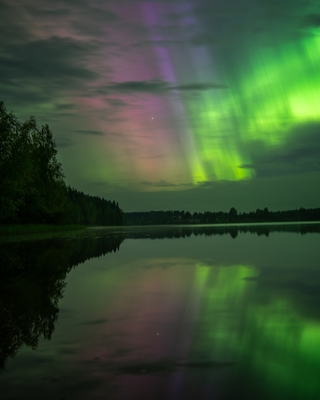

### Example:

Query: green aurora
xmin=188 ymin=27 xmax=320 ymax=182
xmin=191 ymin=262 xmax=320 ymax=398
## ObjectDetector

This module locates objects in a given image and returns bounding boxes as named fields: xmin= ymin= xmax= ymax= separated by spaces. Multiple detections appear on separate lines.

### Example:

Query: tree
xmin=0 ymin=102 xmax=30 ymax=222
xmin=228 ymin=207 xmax=238 ymax=222
xmin=0 ymin=102 xmax=67 ymax=223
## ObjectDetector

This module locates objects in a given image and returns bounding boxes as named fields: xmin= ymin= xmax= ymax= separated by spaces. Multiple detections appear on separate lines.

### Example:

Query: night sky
xmin=1 ymin=0 xmax=320 ymax=212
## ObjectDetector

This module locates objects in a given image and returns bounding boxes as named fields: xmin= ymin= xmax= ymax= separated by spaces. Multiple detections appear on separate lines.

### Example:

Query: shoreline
xmin=0 ymin=223 xmax=85 ymax=235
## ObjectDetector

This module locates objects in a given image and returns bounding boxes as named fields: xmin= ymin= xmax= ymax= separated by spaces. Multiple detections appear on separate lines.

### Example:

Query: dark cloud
xmin=303 ymin=14 xmax=320 ymax=28
xmin=190 ymin=0 xmax=314 ymax=48
xmin=0 ymin=36 xmax=102 ymax=112
xmin=0 ymin=0 xmax=111 ymax=109
xmin=0 ymin=85 xmax=51 ymax=107
xmin=0 ymin=37 xmax=98 ymax=82
xmin=107 ymin=99 xmax=127 ymax=108
xmin=101 ymin=80 xmax=227 ymax=95
xmin=56 ymin=137 xmax=76 ymax=148
xmin=279 ymin=147 xmax=320 ymax=167
xmin=172 ymin=83 xmax=227 ymax=90
xmin=248 ymin=124 xmax=320 ymax=178
xmin=2 ymin=0 xmax=120 ymax=40
xmin=55 ymin=103 xmax=77 ymax=112
xmin=140 ymin=180 xmax=188 ymax=188
xmin=0 ymin=2 xmax=34 ymax=44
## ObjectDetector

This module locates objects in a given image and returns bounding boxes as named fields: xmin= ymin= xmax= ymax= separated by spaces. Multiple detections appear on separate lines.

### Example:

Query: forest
xmin=1 ymin=100 xmax=319 ymax=228
xmin=125 ymin=207 xmax=320 ymax=226
xmin=0 ymin=101 xmax=124 ymax=226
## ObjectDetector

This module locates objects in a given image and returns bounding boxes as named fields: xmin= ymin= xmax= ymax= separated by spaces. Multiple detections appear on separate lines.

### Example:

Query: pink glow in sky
xmin=1 ymin=0 xmax=320 ymax=211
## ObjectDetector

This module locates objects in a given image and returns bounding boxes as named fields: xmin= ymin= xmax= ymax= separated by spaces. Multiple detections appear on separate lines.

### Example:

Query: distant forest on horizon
xmin=1 ymin=101 xmax=319 ymax=228
xmin=125 ymin=207 xmax=320 ymax=226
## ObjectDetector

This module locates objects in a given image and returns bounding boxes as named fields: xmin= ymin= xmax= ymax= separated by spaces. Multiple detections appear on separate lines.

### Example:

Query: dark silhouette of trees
xmin=0 ymin=101 xmax=124 ymax=226
xmin=0 ymin=102 xmax=67 ymax=223
xmin=125 ymin=207 xmax=320 ymax=226
xmin=67 ymin=187 xmax=124 ymax=226
xmin=228 ymin=207 xmax=238 ymax=222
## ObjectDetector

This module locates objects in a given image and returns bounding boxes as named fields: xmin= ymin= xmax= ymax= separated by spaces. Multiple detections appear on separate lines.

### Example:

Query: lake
xmin=1 ymin=223 xmax=320 ymax=400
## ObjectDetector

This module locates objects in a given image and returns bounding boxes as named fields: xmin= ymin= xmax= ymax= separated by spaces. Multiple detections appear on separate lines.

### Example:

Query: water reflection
xmin=0 ymin=225 xmax=320 ymax=399
xmin=0 ymin=231 xmax=123 ymax=369
xmin=100 ymin=222 xmax=320 ymax=239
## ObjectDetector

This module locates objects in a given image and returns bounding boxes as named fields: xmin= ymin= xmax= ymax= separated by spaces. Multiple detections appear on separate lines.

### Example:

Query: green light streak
xmin=189 ymin=263 xmax=320 ymax=398
xmin=190 ymin=264 xmax=257 ymax=361
xmin=244 ymin=298 xmax=320 ymax=398
xmin=186 ymin=29 xmax=320 ymax=183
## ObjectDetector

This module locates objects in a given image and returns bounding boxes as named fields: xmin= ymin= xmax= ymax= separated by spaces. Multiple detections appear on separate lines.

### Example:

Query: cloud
xmin=0 ymin=34 xmax=108 ymax=127
xmin=190 ymin=0 xmax=315 ymax=47
xmin=100 ymin=80 xmax=227 ymax=95
xmin=1 ymin=37 xmax=98 ymax=82
xmin=303 ymin=14 xmax=320 ymax=28
xmin=140 ymin=180 xmax=178 ymax=188
xmin=172 ymin=83 xmax=227 ymax=90
xmin=140 ymin=180 xmax=193 ymax=189
xmin=56 ymin=137 xmax=76 ymax=148
xmin=0 ymin=0 xmax=116 ymax=112
xmin=0 ymin=1 xmax=33 ymax=44
xmin=243 ymin=123 xmax=320 ymax=179
xmin=0 ymin=36 xmax=102 ymax=113
xmin=107 ymin=98 xmax=127 ymax=108
xmin=105 ymin=80 xmax=168 ymax=94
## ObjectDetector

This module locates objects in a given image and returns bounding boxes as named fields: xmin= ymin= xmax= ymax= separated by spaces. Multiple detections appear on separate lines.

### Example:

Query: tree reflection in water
xmin=0 ymin=231 xmax=124 ymax=369
xmin=1 ymin=223 xmax=320 ymax=400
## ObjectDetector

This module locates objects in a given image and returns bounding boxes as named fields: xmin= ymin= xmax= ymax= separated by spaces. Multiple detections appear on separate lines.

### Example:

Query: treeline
xmin=125 ymin=207 xmax=320 ymax=226
xmin=0 ymin=101 xmax=124 ymax=225
xmin=67 ymin=187 xmax=124 ymax=226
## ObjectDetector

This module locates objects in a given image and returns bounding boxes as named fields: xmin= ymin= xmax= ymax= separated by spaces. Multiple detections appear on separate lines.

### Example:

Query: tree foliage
xmin=0 ymin=101 xmax=67 ymax=223
xmin=0 ymin=101 xmax=124 ymax=225
xmin=67 ymin=187 xmax=124 ymax=226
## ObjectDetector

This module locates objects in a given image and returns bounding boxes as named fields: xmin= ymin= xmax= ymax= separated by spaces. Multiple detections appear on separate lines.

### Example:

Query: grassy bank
xmin=0 ymin=224 xmax=85 ymax=236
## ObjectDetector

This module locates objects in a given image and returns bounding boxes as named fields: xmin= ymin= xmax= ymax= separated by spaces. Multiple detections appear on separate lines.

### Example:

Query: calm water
xmin=1 ymin=224 xmax=320 ymax=400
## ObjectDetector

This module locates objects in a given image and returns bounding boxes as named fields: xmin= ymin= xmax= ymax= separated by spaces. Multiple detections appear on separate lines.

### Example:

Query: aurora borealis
xmin=1 ymin=0 xmax=320 ymax=211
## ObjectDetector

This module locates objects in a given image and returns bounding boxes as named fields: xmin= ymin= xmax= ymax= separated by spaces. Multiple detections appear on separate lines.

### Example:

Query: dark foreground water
xmin=1 ymin=223 xmax=320 ymax=400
